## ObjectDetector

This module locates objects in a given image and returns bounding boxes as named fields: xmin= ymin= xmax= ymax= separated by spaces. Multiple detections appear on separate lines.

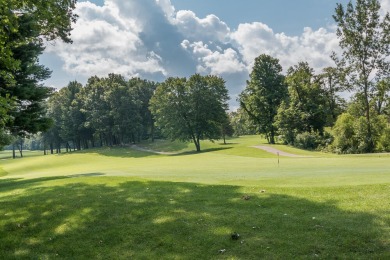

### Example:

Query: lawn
xmin=0 ymin=150 xmax=43 ymax=160
xmin=0 ymin=136 xmax=389 ymax=259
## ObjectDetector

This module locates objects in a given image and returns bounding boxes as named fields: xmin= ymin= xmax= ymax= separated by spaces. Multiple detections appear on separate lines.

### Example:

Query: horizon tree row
xmin=42 ymin=73 xmax=231 ymax=153
xmin=43 ymin=74 xmax=157 ymax=153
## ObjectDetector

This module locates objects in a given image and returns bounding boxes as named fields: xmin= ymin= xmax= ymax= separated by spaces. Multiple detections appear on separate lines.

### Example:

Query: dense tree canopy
xmin=275 ymin=62 xmax=328 ymax=144
xmin=239 ymin=54 xmax=287 ymax=144
xmin=0 ymin=0 xmax=78 ymax=151
xmin=43 ymin=75 xmax=157 ymax=153
xmin=333 ymin=0 xmax=390 ymax=152
xmin=317 ymin=67 xmax=346 ymax=126
xmin=229 ymin=109 xmax=257 ymax=137
xmin=150 ymin=74 xmax=229 ymax=152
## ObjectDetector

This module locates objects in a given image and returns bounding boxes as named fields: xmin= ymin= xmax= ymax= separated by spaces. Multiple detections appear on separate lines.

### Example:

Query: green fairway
xmin=1 ymin=136 xmax=389 ymax=187
xmin=0 ymin=136 xmax=389 ymax=258
xmin=0 ymin=150 xmax=43 ymax=160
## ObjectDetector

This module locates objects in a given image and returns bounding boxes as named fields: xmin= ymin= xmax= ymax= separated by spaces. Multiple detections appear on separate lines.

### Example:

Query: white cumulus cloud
xmin=44 ymin=0 xmax=346 ymax=108
xmin=230 ymin=23 xmax=339 ymax=73
xmin=181 ymin=40 xmax=247 ymax=76
xmin=45 ymin=0 xmax=168 ymax=79
xmin=174 ymin=10 xmax=230 ymax=42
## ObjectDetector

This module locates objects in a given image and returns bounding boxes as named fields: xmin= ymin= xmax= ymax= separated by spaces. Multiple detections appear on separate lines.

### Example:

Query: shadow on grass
xmin=170 ymin=147 xmax=233 ymax=157
xmin=141 ymin=139 xmax=189 ymax=152
xmin=0 ymin=178 xmax=389 ymax=259
xmin=60 ymin=145 xmax=233 ymax=158
xmin=68 ymin=173 xmax=106 ymax=178
xmin=0 ymin=176 xmax=70 ymax=192
xmin=218 ymin=142 xmax=239 ymax=145
xmin=59 ymin=147 xmax=158 ymax=159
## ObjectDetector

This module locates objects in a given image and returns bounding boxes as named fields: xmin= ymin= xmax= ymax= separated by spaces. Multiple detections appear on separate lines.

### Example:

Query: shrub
xmin=331 ymin=113 xmax=357 ymax=153
xmin=377 ymin=128 xmax=390 ymax=152
xmin=294 ymin=131 xmax=333 ymax=150
xmin=332 ymin=113 xmax=389 ymax=153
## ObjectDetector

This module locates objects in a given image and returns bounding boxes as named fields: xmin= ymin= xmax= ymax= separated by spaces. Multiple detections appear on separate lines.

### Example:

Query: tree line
xmin=239 ymin=0 xmax=390 ymax=153
xmin=36 ymin=73 xmax=230 ymax=154
xmin=1 ymin=0 xmax=389 ymax=156
xmin=42 ymin=75 xmax=157 ymax=153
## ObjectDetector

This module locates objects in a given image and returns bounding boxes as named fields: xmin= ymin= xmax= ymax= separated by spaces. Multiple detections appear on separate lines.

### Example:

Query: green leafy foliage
xmin=294 ymin=131 xmax=334 ymax=151
xmin=0 ymin=0 xmax=78 ymax=151
xmin=317 ymin=67 xmax=346 ymax=126
xmin=150 ymin=74 xmax=229 ymax=152
xmin=44 ymin=75 xmax=157 ymax=152
xmin=229 ymin=108 xmax=257 ymax=136
xmin=377 ymin=128 xmax=390 ymax=152
xmin=333 ymin=0 xmax=390 ymax=152
xmin=239 ymin=54 xmax=287 ymax=144
xmin=332 ymin=113 xmax=389 ymax=153
xmin=275 ymin=62 xmax=328 ymax=145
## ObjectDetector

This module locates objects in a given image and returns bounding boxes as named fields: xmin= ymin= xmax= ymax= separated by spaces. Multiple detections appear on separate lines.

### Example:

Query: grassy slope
xmin=0 ymin=135 xmax=389 ymax=259
xmin=1 ymin=136 xmax=389 ymax=187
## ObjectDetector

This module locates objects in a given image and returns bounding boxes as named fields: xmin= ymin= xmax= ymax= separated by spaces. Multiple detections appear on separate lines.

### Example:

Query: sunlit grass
xmin=0 ymin=178 xmax=389 ymax=259
xmin=0 ymin=150 xmax=43 ymax=160
xmin=0 ymin=135 xmax=389 ymax=258
xmin=1 ymin=136 xmax=389 ymax=187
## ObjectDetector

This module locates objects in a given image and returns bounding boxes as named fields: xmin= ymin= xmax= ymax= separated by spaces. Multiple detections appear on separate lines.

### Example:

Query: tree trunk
xmin=269 ymin=127 xmax=276 ymax=144
xmin=18 ymin=141 xmax=23 ymax=158
xmin=265 ymin=133 xmax=270 ymax=144
xmin=192 ymin=135 xmax=201 ymax=152
xmin=363 ymin=83 xmax=374 ymax=152
xmin=151 ymin=123 xmax=155 ymax=142
xmin=195 ymin=141 xmax=200 ymax=152
xmin=12 ymin=144 xmax=16 ymax=159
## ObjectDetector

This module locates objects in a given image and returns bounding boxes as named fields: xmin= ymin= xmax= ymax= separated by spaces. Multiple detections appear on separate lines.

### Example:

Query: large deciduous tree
xmin=275 ymin=62 xmax=328 ymax=144
xmin=0 ymin=0 xmax=77 ymax=151
xmin=333 ymin=0 xmax=390 ymax=152
xmin=239 ymin=54 xmax=287 ymax=144
xmin=150 ymin=74 xmax=229 ymax=152
xmin=317 ymin=67 xmax=346 ymax=126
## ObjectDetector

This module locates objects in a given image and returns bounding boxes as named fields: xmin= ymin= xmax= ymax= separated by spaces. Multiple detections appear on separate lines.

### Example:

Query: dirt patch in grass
xmin=252 ymin=145 xmax=312 ymax=157
xmin=130 ymin=145 xmax=176 ymax=155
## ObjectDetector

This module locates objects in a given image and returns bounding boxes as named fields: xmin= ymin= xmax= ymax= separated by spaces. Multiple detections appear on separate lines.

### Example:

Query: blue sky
xmin=170 ymin=0 xmax=345 ymax=34
xmin=41 ymin=0 xmax=388 ymax=108
xmin=82 ymin=0 xmax=346 ymax=33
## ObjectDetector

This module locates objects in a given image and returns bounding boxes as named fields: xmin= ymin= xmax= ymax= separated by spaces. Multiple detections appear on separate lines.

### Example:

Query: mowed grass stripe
xmin=1 ymin=148 xmax=390 ymax=187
